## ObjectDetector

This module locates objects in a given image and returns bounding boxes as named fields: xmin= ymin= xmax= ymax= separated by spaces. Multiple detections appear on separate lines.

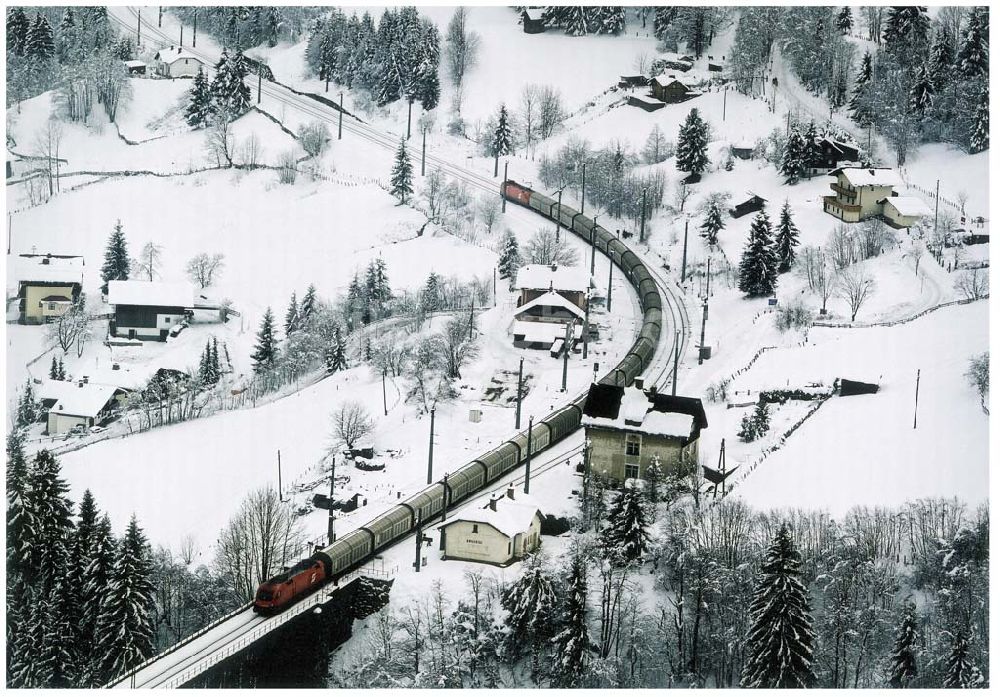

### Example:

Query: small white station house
xmin=39 ymin=379 xmax=127 ymax=434
xmin=108 ymin=281 xmax=195 ymax=341
xmin=439 ymin=489 xmax=543 ymax=566
xmin=153 ymin=46 xmax=204 ymax=78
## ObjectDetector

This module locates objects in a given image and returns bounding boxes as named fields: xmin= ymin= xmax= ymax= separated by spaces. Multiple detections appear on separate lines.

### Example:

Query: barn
xmin=730 ymin=193 xmax=767 ymax=218
xmin=439 ymin=489 xmax=543 ymax=566
xmin=806 ymin=137 xmax=861 ymax=175
xmin=521 ymin=8 xmax=546 ymax=34
xmin=651 ymin=74 xmax=698 ymax=103
xmin=12 ymin=253 xmax=85 ymax=324
xmin=877 ymin=196 xmax=933 ymax=229
xmin=107 ymin=281 xmax=195 ymax=341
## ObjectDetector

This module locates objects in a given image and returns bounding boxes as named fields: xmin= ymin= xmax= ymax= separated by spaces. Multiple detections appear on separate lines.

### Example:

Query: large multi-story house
xmin=12 ymin=253 xmax=84 ymax=324
xmin=823 ymin=167 xmax=903 ymax=223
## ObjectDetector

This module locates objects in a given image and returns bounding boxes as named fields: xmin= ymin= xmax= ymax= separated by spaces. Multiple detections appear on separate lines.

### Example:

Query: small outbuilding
xmin=877 ymin=196 xmax=933 ymax=229
xmin=124 ymin=59 xmax=146 ymax=76
xmin=107 ymin=280 xmax=195 ymax=341
xmin=730 ymin=141 xmax=754 ymax=160
xmin=439 ymin=489 xmax=543 ymax=566
xmin=39 ymin=379 xmax=128 ymax=434
xmin=729 ymin=193 xmax=767 ymax=218
xmin=521 ymin=8 xmax=546 ymax=34
xmin=619 ymin=74 xmax=650 ymax=88
xmin=153 ymin=46 xmax=204 ymax=78
xmin=12 ymin=254 xmax=85 ymax=324
xmin=515 ymin=264 xmax=591 ymax=310
xmin=651 ymin=74 xmax=699 ymax=103
xmin=628 ymin=94 xmax=665 ymax=112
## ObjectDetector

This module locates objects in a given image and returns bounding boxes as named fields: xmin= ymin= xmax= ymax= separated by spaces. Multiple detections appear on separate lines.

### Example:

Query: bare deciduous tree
xmin=519 ymin=84 xmax=540 ymax=154
xmin=94 ymin=53 xmax=131 ymax=122
xmin=908 ymin=240 xmax=925 ymax=276
xmin=537 ymin=85 xmax=566 ymax=139
xmin=238 ymin=133 xmax=263 ymax=168
xmin=132 ymin=241 xmax=164 ymax=282
xmin=674 ymin=181 xmax=691 ymax=212
xmin=477 ymin=194 xmax=501 ymax=235
xmin=179 ymin=534 xmax=198 ymax=566
xmin=406 ymin=335 xmax=450 ymax=412
xmin=47 ymin=294 xmax=89 ymax=353
xmin=278 ymin=150 xmax=298 ymax=184
xmin=525 ymin=227 xmax=579 ymax=266
xmin=954 ymin=268 xmax=988 ymax=300
xmin=205 ymin=112 xmax=235 ymax=167
xmin=444 ymin=7 xmax=481 ymax=105
xmin=186 ymin=253 xmax=226 ymax=288
xmin=827 ymin=224 xmax=857 ymax=269
xmin=297 ymin=121 xmax=330 ymax=158
xmin=440 ymin=314 xmax=479 ymax=379
xmin=331 ymin=400 xmax=374 ymax=452
xmin=34 ymin=118 xmax=64 ymax=197
xmin=837 ymin=267 xmax=876 ymax=322
xmin=213 ymin=486 xmax=304 ymax=602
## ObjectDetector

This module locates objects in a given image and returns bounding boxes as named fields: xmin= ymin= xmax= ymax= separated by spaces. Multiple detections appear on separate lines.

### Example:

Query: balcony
xmin=823 ymin=195 xmax=861 ymax=214
xmin=830 ymin=182 xmax=857 ymax=198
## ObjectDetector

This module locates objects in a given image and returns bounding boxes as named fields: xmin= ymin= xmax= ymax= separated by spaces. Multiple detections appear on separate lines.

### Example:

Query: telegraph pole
xmin=706 ymin=257 xmax=712 ymax=300
xmin=561 ymin=321 xmax=572 ymax=392
xmin=192 ymin=9 xmax=198 ymax=47
xmin=582 ymin=296 xmax=590 ymax=359
xmin=501 ymin=161 xmax=508 ymax=212
xmin=590 ymin=218 xmax=599 ymax=276
xmin=681 ymin=219 xmax=690 ymax=283
xmin=406 ymin=100 xmax=413 ymax=140
xmin=136 ymin=10 xmax=141 ymax=45
xmin=179 ymin=24 xmax=184 ymax=47
xmin=524 ymin=416 xmax=533 ymax=494
xmin=722 ymin=85 xmax=727 ymax=121
xmin=555 ymin=188 xmax=564 ymax=241
xmin=639 ymin=187 xmax=648 ymax=243
xmin=718 ymin=439 xmax=727 ymax=497
xmin=327 ymin=456 xmax=336 ymax=544
xmin=257 ymin=72 xmax=262 ymax=104
xmin=581 ymin=160 xmax=587 ymax=214
xmin=606 ymin=258 xmax=613 ymax=312
xmin=413 ymin=514 xmax=423 ymax=573
xmin=913 ymin=369 xmax=921 ymax=429
xmin=515 ymin=357 xmax=524 ymax=429
xmin=338 ymin=92 xmax=344 ymax=140
xmin=277 ymin=450 xmax=282 ymax=501
xmin=441 ymin=472 xmax=449 ymax=523
xmin=672 ymin=330 xmax=680 ymax=395
xmin=469 ymin=302 xmax=475 ymax=340
xmin=421 ymin=126 xmax=427 ymax=176
xmin=158 ymin=6 xmax=163 ymax=27
xmin=933 ymin=179 xmax=940 ymax=233
xmin=698 ymin=298 xmax=709 ymax=365
xmin=382 ymin=368 xmax=388 ymax=416
xmin=427 ymin=407 xmax=435 ymax=484
xmin=494 ymin=152 xmax=499 ymax=178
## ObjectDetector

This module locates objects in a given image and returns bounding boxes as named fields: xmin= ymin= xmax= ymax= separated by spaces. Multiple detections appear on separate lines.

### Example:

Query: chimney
xmin=506 ymin=486 xmax=515 ymax=500
xmin=41 ymin=257 xmax=50 ymax=265
xmin=488 ymin=497 xmax=497 ymax=512
xmin=634 ymin=377 xmax=644 ymax=390
xmin=550 ymin=263 xmax=557 ymax=272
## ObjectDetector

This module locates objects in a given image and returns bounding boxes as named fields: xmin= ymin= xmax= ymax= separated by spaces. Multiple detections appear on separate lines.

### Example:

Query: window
xmin=625 ymin=463 xmax=640 ymax=480
xmin=163 ymin=317 xmax=171 ymax=324
xmin=625 ymin=434 xmax=641 ymax=457
xmin=471 ymin=524 xmax=478 ymax=534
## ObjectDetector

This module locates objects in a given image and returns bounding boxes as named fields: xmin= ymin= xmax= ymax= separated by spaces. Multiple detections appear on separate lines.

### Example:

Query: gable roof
xmin=40 ymin=380 xmax=123 ymax=418
xmin=12 ymin=254 xmax=84 ymax=287
xmin=523 ymin=8 xmax=545 ymax=21
xmin=878 ymin=196 xmax=932 ymax=217
xmin=829 ymin=167 xmax=902 ymax=187
xmin=154 ymin=46 xmax=203 ymax=65
xmin=653 ymin=73 xmax=697 ymax=89
xmin=514 ymin=291 xmax=585 ymax=320
xmin=443 ymin=492 xmax=543 ymax=538
xmin=107 ymin=281 xmax=194 ymax=308
xmin=582 ymin=382 xmax=707 ymax=438
xmin=515 ymin=264 xmax=590 ymax=293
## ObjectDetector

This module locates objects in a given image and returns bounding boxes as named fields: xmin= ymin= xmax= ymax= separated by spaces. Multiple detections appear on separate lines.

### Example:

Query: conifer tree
xmin=888 ymin=602 xmax=918 ymax=688
xmin=57 ymin=357 xmax=66 ymax=380
xmin=551 ymin=548 xmax=590 ymax=687
xmin=497 ymin=229 xmax=522 ymax=281
xmin=700 ymin=199 xmax=725 ymax=246
xmin=210 ymin=338 xmax=221 ymax=382
xmin=956 ymin=7 xmax=988 ymax=79
xmin=676 ymin=108 xmax=709 ymax=175
xmin=908 ymin=64 xmax=934 ymax=116
xmin=56 ymin=8 xmax=77 ymax=64
xmin=7 ymin=428 xmax=30 ymax=576
xmin=211 ymin=49 xmax=252 ymax=116
xmin=943 ymin=631 xmax=982 ymax=688
xmin=564 ymin=6 xmax=589 ymax=36
xmin=80 ymin=514 xmax=115 ymax=686
xmin=928 ymin=27 xmax=955 ymax=90
xmin=325 ymin=324 xmax=348 ymax=372
xmin=250 ymin=307 xmax=278 ymax=373
xmin=599 ymin=7 xmax=627 ymax=35
xmin=422 ymin=271 xmax=441 ymax=311
xmin=781 ymin=128 xmax=808 ymax=184
xmin=740 ymin=524 xmax=816 ymax=688
xmin=26 ymin=13 xmax=55 ymax=60
xmin=184 ymin=67 xmax=214 ymax=128
xmin=100 ymin=220 xmax=130 ymax=295
xmin=7 ymin=7 xmax=30 ymax=56
xmin=50 ymin=355 xmax=59 ymax=380
xmin=738 ymin=211 xmax=778 ymax=297
xmin=390 ymin=137 xmax=414 ymax=204
xmin=500 ymin=555 xmax=557 ymax=668
xmin=492 ymin=103 xmax=513 ymax=157
xmin=836 ymin=7 xmax=853 ymax=35
xmin=653 ymin=7 xmax=678 ymax=40
xmin=299 ymin=284 xmax=317 ymax=324
xmin=284 ymin=291 xmax=300 ymax=334
xmin=848 ymin=52 xmax=874 ymax=126
xmin=95 ymin=515 xmax=155 ymax=683
xmin=601 ymin=486 xmax=651 ymax=564
xmin=22 ymin=450 xmax=74 ymax=594
xmin=969 ymin=82 xmax=988 ymax=154
xmin=17 ymin=380 xmax=38 ymax=427
xmin=775 ymin=200 xmax=800 ymax=272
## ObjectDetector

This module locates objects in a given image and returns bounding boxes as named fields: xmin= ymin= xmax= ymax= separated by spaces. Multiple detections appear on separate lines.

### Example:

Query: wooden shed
xmin=521 ymin=8 xmax=546 ymax=34
xmin=628 ymin=94 xmax=665 ymax=112
xmin=729 ymin=194 xmax=767 ymax=218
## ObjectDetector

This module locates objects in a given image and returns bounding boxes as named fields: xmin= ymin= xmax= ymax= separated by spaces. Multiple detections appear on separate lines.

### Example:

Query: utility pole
xmin=933 ymin=179 xmax=940 ymax=233
xmin=555 ymin=188 xmax=564 ymax=242
xmin=427 ymin=407 xmax=435 ymax=484
xmin=257 ymin=72 xmax=262 ymax=104
xmin=338 ymin=92 xmax=343 ymax=140
xmin=179 ymin=25 xmax=184 ymax=47
xmin=590 ymin=218 xmax=599 ymax=276
xmin=413 ymin=514 xmax=423 ymax=573
xmin=327 ymin=455 xmax=336 ymax=544
xmin=524 ymin=416 xmax=533 ymax=494
xmin=494 ymin=152 xmax=499 ymax=178
xmin=277 ymin=450 xmax=282 ymax=501
xmin=8 ymin=211 xmax=12 ymax=255
xmin=582 ymin=439 xmax=591 ymax=524
xmin=582 ymin=296 xmax=590 ymax=359
xmin=420 ymin=126 xmax=427 ymax=176
xmin=706 ymin=257 xmax=712 ymax=299
xmin=606 ymin=257 xmax=613 ymax=312
xmin=913 ymin=369 xmax=920 ymax=429
xmin=193 ymin=9 xmax=197 ymax=47
xmin=382 ymin=368 xmax=388 ymax=416
xmin=406 ymin=100 xmax=413 ymax=140
xmin=672 ymin=330 xmax=680 ymax=395
xmin=639 ymin=187 xmax=649 ymax=243
xmin=561 ymin=321 xmax=572 ymax=391
xmin=469 ymin=302 xmax=475 ymax=340
xmin=501 ymin=161 xmax=508 ymax=212
xmin=718 ymin=439 xmax=727 ymax=497
xmin=581 ymin=160 xmax=587 ymax=214
xmin=515 ymin=357 xmax=524 ymax=429
xmin=136 ymin=10 xmax=141 ymax=45
xmin=681 ymin=219 xmax=690 ymax=283
xmin=698 ymin=299 xmax=708 ymax=365
xmin=722 ymin=85 xmax=727 ymax=121
xmin=158 ymin=6 xmax=163 ymax=27
xmin=441 ymin=473 xmax=449 ymax=523
xmin=493 ymin=267 xmax=497 ymax=306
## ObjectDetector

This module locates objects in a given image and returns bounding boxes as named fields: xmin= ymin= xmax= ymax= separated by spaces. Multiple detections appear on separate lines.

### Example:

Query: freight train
xmin=253 ymin=180 xmax=665 ymax=614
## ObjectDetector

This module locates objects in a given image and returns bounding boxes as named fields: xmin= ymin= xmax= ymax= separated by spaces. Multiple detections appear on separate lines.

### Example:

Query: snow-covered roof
xmin=652 ymin=73 xmax=697 ymax=89
xmin=40 ymin=380 xmax=122 ymax=418
xmin=515 ymin=264 xmax=590 ymax=293
xmin=630 ymin=94 xmax=664 ymax=106
xmin=659 ymin=52 xmax=694 ymax=64
xmin=524 ymin=8 xmax=545 ymax=21
xmin=879 ymin=196 xmax=933 ymax=217
xmin=829 ymin=167 xmax=902 ymax=187
xmin=582 ymin=382 xmax=707 ymax=439
xmin=124 ymin=59 xmax=146 ymax=68
xmin=512 ymin=320 xmax=583 ymax=345
xmin=107 ymin=281 xmax=195 ymax=308
xmin=514 ymin=291 xmax=585 ymax=320
xmin=154 ymin=46 xmax=202 ymax=65
xmin=12 ymin=254 xmax=84 ymax=286
xmin=444 ymin=492 xmax=543 ymax=538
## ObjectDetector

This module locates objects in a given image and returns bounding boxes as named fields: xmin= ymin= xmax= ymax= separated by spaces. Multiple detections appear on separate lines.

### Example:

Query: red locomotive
xmin=253 ymin=552 xmax=333 ymax=615
xmin=503 ymin=180 xmax=532 ymax=206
